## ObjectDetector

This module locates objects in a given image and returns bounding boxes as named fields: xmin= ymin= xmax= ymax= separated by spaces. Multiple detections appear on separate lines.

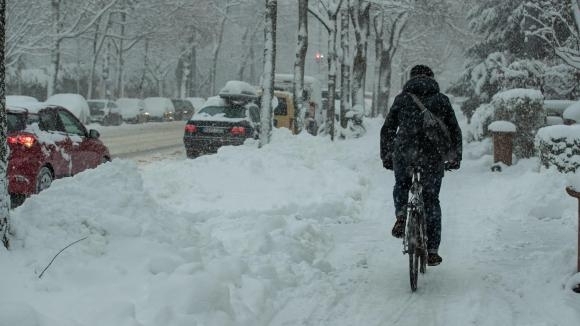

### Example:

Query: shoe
xmin=391 ymin=217 xmax=406 ymax=238
xmin=427 ymin=253 xmax=443 ymax=266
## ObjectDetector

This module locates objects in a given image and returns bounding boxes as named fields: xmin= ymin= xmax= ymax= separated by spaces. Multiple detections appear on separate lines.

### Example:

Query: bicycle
xmin=402 ymin=165 xmax=428 ymax=292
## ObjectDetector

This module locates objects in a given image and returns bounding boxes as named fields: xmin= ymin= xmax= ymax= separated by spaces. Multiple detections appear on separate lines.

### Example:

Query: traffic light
xmin=315 ymin=52 xmax=324 ymax=63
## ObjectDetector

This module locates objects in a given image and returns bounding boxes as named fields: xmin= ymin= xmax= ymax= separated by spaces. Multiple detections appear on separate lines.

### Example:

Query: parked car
xmin=116 ymin=98 xmax=147 ymax=123
xmin=45 ymin=93 xmax=91 ymax=125
xmin=171 ymin=98 xmax=195 ymax=121
xmin=144 ymin=97 xmax=175 ymax=122
xmin=183 ymin=91 xmax=261 ymax=158
xmin=87 ymin=99 xmax=123 ymax=126
xmin=7 ymin=102 xmax=111 ymax=208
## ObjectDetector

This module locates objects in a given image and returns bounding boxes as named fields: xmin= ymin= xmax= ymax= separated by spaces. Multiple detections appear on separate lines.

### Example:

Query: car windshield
xmin=198 ymin=105 xmax=246 ymax=118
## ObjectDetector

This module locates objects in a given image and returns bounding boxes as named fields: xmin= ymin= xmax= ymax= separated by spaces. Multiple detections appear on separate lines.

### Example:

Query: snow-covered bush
xmin=543 ymin=64 xmax=580 ymax=100
xmin=492 ymin=89 xmax=546 ymax=158
xmin=467 ymin=89 xmax=546 ymax=158
xmin=467 ymin=103 xmax=494 ymax=141
xmin=536 ymin=125 xmax=580 ymax=173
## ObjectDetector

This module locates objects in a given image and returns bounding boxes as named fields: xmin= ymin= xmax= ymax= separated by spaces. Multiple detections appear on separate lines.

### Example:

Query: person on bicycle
xmin=380 ymin=64 xmax=462 ymax=266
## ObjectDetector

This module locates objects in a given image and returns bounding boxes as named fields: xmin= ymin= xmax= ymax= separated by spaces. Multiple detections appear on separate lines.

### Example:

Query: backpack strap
xmin=408 ymin=93 xmax=429 ymax=113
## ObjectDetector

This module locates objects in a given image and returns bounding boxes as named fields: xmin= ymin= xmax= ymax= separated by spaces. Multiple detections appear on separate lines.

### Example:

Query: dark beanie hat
xmin=410 ymin=65 xmax=434 ymax=78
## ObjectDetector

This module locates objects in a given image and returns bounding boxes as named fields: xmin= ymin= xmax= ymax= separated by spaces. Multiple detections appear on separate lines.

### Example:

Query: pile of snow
xmin=45 ymin=93 xmax=91 ymax=124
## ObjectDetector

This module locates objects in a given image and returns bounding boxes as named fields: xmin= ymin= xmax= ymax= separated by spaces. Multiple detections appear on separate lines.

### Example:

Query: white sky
xmin=1 ymin=107 xmax=580 ymax=326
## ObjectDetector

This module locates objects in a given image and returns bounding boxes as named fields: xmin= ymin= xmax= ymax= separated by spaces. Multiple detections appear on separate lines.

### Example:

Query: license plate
xmin=203 ymin=127 xmax=223 ymax=134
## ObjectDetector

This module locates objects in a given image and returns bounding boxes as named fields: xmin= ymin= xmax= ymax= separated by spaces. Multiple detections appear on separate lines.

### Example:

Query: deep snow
xmin=1 ymin=110 xmax=580 ymax=326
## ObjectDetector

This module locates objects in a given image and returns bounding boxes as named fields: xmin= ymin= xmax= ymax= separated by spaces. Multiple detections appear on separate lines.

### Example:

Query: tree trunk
xmin=293 ymin=0 xmax=308 ymax=134
xmin=210 ymin=14 xmax=228 ymax=95
xmin=116 ymin=10 xmax=126 ymax=99
xmin=0 ymin=0 xmax=10 ymax=249
xmin=47 ymin=0 xmax=62 ymax=97
xmin=372 ymin=35 xmax=381 ymax=118
xmin=340 ymin=8 xmax=350 ymax=128
xmin=349 ymin=0 xmax=370 ymax=111
xmin=260 ymin=0 xmax=277 ymax=147
xmin=326 ymin=11 xmax=339 ymax=141
xmin=189 ymin=38 xmax=197 ymax=97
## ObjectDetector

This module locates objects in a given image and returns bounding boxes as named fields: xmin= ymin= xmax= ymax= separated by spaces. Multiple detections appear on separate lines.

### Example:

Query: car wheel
xmin=101 ymin=156 xmax=111 ymax=164
xmin=35 ymin=166 xmax=53 ymax=193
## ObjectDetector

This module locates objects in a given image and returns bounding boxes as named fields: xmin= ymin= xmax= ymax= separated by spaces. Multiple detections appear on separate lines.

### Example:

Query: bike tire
xmin=419 ymin=218 xmax=427 ymax=274
xmin=407 ymin=216 xmax=419 ymax=291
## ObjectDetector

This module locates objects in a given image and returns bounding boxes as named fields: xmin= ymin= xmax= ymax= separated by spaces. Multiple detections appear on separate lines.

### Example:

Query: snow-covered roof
xmin=488 ymin=120 xmax=517 ymax=133
xmin=45 ymin=93 xmax=90 ymax=115
xmin=563 ymin=101 xmax=580 ymax=122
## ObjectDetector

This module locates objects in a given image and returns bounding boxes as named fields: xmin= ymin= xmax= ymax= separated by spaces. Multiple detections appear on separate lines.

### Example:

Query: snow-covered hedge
xmin=468 ymin=88 xmax=546 ymax=158
xmin=536 ymin=125 xmax=580 ymax=173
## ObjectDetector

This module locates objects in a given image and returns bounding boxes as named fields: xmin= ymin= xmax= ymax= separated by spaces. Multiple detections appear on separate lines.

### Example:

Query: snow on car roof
xmin=201 ymin=96 xmax=226 ymax=108
xmin=7 ymin=102 xmax=58 ymax=114
xmin=6 ymin=95 xmax=39 ymax=106
xmin=218 ymin=81 xmax=257 ymax=98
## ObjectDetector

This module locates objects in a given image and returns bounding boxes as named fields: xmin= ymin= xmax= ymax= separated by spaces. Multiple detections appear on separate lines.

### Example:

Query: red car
xmin=7 ymin=103 xmax=111 ymax=207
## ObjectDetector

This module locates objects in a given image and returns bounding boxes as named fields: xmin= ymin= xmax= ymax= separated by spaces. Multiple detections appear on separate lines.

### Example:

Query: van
xmin=271 ymin=74 xmax=323 ymax=135
xmin=272 ymin=91 xmax=298 ymax=134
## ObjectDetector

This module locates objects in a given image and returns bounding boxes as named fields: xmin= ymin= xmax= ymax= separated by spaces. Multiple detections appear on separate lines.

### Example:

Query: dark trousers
xmin=393 ymin=159 xmax=444 ymax=252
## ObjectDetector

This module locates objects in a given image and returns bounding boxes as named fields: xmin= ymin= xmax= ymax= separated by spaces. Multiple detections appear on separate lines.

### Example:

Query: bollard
xmin=565 ymin=186 xmax=580 ymax=293
xmin=488 ymin=121 xmax=516 ymax=172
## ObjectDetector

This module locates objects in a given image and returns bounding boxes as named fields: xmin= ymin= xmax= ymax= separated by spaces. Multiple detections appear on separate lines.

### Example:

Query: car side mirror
xmin=89 ymin=129 xmax=100 ymax=139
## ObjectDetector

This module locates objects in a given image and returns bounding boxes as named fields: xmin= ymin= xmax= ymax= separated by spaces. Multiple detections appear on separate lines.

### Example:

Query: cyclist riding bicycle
xmin=380 ymin=64 xmax=462 ymax=266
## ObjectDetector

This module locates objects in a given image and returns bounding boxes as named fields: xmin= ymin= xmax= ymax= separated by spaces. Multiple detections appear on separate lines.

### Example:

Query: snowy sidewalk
xmin=1 ymin=119 xmax=579 ymax=326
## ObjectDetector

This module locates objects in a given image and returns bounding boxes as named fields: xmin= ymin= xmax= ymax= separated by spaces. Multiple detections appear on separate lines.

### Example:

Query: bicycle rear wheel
xmin=407 ymin=215 xmax=419 ymax=291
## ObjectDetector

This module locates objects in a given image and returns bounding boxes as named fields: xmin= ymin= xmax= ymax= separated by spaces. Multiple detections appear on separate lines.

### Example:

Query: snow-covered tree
xmin=309 ymin=0 xmax=344 ymax=139
xmin=370 ymin=0 xmax=411 ymax=117
xmin=523 ymin=0 xmax=580 ymax=69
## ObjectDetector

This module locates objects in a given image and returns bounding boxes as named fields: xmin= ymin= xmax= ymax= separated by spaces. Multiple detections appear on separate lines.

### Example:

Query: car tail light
xmin=230 ymin=126 xmax=246 ymax=136
xmin=185 ymin=124 xmax=198 ymax=133
xmin=7 ymin=134 xmax=36 ymax=148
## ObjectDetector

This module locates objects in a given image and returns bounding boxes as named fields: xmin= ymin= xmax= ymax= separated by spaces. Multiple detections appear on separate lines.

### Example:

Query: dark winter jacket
xmin=380 ymin=76 xmax=462 ymax=165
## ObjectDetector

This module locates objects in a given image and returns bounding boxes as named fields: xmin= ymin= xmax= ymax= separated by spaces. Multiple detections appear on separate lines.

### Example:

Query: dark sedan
xmin=183 ymin=96 xmax=261 ymax=158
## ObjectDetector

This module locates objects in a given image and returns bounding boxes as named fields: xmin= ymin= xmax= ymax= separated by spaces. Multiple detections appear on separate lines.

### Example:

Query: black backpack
xmin=408 ymin=93 xmax=455 ymax=161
